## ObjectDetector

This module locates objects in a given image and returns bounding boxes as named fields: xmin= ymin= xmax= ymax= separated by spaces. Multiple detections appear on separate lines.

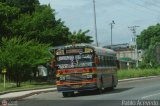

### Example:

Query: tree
xmin=0 ymin=1 xmax=93 ymax=46
xmin=137 ymin=24 xmax=160 ymax=50
xmin=137 ymin=24 xmax=160 ymax=68
xmin=11 ymin=5 xmax=71 ymax=46
xmin=68 ymin=29 xmax=93 ymax=44
xmin=0 ymin=37 xmax=50 ymax=87
xmin=0 ymin=2 xmax=19 ymax=39
xmin=0 ymin=0 xmax=39 ymax=14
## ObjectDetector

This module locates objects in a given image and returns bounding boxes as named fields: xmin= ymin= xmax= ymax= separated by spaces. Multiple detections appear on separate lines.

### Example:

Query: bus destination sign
xmin=66 ymin=49 xmax=83 ymax=54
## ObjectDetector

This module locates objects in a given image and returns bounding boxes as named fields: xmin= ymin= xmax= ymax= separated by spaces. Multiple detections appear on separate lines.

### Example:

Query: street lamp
xmin=110 ymin=20 xmax=115 ymax=48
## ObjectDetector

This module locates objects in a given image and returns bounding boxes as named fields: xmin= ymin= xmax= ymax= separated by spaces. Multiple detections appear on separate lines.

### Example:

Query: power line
xmin=119 ymin=0 xmax=160 ymax=16
xmin=127 ymin=0 xmax=160 ymax=14
xmin=128 ymin=26 xmax=140 ymax=37
xmin=138 ymin=0 xmax=160 ymax=9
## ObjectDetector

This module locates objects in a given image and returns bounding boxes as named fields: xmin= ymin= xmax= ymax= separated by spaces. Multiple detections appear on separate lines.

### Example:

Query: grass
xmin=0 ymin=81 xmax=54 ymax=92
xmin=118 ymin=68 xmax=160 ymax=80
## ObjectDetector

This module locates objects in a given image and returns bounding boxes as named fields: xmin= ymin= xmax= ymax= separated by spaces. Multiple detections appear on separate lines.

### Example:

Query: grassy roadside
xmin=118 ymin=68 xmax=160 ymax=80
xmin=0 ymin=82 xmax=54 ymax=93
xmin=0 ymin=68 xmax=160 ymax=93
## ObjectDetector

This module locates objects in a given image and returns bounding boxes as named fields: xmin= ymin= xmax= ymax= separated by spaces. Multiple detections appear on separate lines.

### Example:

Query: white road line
xmin=141 ymin=92 xmax=160 ymax=99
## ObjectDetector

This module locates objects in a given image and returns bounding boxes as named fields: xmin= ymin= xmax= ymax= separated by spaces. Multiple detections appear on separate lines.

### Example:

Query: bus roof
xmin=49 ymin=43 xmax=116 ymax=56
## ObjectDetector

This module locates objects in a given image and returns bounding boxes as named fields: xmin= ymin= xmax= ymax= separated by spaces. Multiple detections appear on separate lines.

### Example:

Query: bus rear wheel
xmin=96 ymin=77 xmax=104 ymax=94
xmin=110 ymin=76 xmax=115 ymax=90
xmin=62 ymin=92 xmax=74 ymax=97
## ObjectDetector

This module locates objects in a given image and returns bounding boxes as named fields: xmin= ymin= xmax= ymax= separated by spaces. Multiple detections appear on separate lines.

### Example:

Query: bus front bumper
xmin=57 ymin=83 xmax=97 ymax=92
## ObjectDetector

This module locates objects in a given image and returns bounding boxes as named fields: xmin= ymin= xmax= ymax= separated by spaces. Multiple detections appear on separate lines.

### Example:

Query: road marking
xmin=141 ymin=92 xmax=160 ymax=99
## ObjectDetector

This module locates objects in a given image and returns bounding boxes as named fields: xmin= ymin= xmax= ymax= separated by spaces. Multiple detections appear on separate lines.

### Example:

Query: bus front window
xmin=56 ymin=54 xmax=93 ymax=69
xmin=75 ymin=54 xmax=93 ymax=68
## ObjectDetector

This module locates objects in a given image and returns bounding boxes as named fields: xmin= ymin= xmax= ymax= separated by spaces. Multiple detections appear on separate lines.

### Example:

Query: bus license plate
xmin=72 ymin=85 xmax=80 ymax=88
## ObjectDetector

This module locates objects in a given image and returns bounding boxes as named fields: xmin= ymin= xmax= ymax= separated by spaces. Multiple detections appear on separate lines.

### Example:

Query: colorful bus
xmin=50 ymin=43 xmax=118 ymax=97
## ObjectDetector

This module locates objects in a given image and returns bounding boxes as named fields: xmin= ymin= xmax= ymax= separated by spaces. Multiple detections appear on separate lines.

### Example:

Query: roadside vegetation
xmin=0 ymin=81 xmax=53 ymax=92
xmin=118 ymin=68 xmax=160 ymax=79
xmin=0 ymin=0 xmax=93 ymax=88
xmin=137 ymin=24 xmax=160 ymax=68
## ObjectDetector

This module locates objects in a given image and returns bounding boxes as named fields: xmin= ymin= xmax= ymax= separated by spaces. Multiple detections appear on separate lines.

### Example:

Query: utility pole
xmin=110 ymin=20 xmax=115 ymax=47
xmin=128 ymin=26 xmax=140 ymax=67
xmin=93 ymin=0 xmax=98 ymax=46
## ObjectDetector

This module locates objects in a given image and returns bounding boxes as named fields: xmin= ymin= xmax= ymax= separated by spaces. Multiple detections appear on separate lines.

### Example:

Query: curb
xmin=118 ymin=75 xmax=160 ymax=82
xmin=0 ymin=88 xmax=57 ymax=100
xmin=0 ymin=86 xmax=55 ymax=96
xmin=14 ymin=88 xmax=57 ymax=100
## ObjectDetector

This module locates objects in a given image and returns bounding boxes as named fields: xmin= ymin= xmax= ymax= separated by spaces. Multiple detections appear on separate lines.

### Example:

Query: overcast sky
xmin=39 ymin=0 xmax=160 ymax=46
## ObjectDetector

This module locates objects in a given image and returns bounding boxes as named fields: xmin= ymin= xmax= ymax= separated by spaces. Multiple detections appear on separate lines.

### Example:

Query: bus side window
xmin=99 ymin=56 xmax=104 ymax=67
xmin=109 ymin=56 xmax=111 ymax=66
xmin=110 ymin=56 xmax=113 ymax=66
xmin=111 ymin=56 xmax=115 ymax=66
xmin=111 ymin=56 xmax=113 ymax=66
xmin=102 ymin=56 xmax=105 ymax=67
xmin=110 ymin=56 xmax=112 ymax=66
xmin=98 ymin=56 xmax=101 ymax=66
xmin=113 ymin=56 xmax=116 ymax=66
xmin=107 ymin=56 xmax=110 ymax=67
xmin=100 ymin=56 xmax=102 ymax=66
xmin=104 ymin=56 xmax=107 ymax=67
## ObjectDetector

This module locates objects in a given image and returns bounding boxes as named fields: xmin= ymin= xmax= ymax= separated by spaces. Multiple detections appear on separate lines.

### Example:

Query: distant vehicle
xmin=49 ymin=43 xmax=118 ymax=97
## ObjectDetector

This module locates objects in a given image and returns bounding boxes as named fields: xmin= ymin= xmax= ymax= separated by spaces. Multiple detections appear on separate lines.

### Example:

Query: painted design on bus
xmin=49 ymin=43 xmax=118 ymax=97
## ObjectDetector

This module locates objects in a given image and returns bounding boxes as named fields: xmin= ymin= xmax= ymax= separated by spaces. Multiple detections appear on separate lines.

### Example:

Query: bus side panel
xmin=96 ymin=67 xmax=112 ymax=89
xmin=113 ymin=68 xmax=118 ymax=86
xmin=96 ymin=67 xmax=118 ymax=89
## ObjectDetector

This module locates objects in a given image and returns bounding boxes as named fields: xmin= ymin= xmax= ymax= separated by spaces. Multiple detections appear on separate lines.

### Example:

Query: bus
xmin=50 ymin=43 xmax=118 ymax=97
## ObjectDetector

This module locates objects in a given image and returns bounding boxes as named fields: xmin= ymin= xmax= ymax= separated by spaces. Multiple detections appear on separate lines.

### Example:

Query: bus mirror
xmin=94 ymin=56 xmax=99 ymax=65
xmin=51 ymin=59 xmax=56 ymax=68
xmin=55 ymin=66 xmax=59 ymax=70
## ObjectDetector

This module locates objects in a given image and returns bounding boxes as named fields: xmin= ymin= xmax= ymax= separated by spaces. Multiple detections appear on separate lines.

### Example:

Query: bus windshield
xmin=56 ymin=54 xmax=93 ymax=69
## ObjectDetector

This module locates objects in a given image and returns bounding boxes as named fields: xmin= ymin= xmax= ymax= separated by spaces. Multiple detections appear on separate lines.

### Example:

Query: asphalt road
xmin=18 ymin=77 xmax=160 ymax=106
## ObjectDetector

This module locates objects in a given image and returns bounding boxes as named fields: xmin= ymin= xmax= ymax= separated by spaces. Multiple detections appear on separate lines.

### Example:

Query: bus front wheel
xmin=62 ymin=92 xmax=74 ymax=97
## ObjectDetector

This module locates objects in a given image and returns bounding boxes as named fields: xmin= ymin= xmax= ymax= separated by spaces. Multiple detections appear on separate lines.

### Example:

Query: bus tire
xmin=110 ymin=76 xmax=115 ymax=90
xmin=62 ymin=92 xmax=74 ymax=97
xmin=97 ymin=77 xmax=104 ymax=94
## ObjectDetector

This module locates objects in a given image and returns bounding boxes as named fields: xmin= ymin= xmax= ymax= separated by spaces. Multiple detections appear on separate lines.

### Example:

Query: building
xmin=104 ymin=43 xmax=143 ymax=69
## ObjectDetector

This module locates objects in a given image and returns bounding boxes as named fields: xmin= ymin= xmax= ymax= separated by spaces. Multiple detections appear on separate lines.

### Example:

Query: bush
xmin=0 ymin=74 xmax=3 ymax=83
xmin=118 ymin=68 xmax=160 ymax=79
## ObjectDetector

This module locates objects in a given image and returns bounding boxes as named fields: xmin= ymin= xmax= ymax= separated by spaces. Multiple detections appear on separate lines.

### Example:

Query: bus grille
xmin=66 ymin=73 xmax=83 ymax=82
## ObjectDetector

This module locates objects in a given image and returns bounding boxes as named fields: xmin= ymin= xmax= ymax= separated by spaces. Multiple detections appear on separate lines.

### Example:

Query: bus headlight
xmin=60 ymin=76 xmax=66 ymax=81
xmin=86 ymin=74 xmax=92 ymax=79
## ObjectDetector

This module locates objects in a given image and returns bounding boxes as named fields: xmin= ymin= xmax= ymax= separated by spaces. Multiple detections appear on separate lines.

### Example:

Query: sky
xmin=39 ymin=0 xmax=160 ymax=47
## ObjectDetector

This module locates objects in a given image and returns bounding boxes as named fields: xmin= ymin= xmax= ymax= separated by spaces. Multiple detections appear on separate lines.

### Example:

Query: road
xmin=18 ymin=77 xmax=160 ymax=106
